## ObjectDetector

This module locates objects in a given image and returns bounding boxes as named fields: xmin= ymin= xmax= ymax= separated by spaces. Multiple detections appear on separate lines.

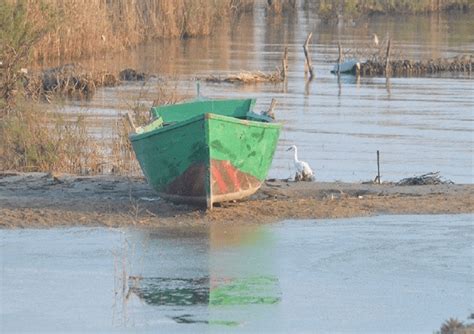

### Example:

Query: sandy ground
xmin=0 ymin=172 xmax=472 ymax=228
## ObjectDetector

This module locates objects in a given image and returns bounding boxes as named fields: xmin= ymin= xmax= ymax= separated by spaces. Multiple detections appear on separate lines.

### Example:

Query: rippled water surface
xmin=55 ymin=9 xmax=474 ymax=183
xmin=1 ymin=214 xmax=473 ymax=332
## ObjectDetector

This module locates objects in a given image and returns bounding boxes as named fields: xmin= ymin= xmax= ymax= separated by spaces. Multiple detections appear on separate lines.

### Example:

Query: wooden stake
xmin=281 ymin=47 xmax=288 ymax=80
xmin=337 ymin=42 xmax=342 ymax=75
xmin=377 ymin=150 xmax=381 ymax=184
xmin=385 ymin=38 xmax=391 ymax=77
xmin=265 ymin=98 xmax=277 ymax=120
xmin=303 ymin=32 xmax=314 ymax=80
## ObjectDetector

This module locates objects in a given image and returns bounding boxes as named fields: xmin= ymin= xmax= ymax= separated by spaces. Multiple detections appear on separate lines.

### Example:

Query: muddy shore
xmin=0 ymin=172 xmax=472 ymax=228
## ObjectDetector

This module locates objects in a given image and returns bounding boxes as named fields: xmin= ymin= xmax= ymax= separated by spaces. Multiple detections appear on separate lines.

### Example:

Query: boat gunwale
xmin=129 ymin=112 xmax=281 ymax=142
xmin=150 ymin=97 xmax=257 ymax=111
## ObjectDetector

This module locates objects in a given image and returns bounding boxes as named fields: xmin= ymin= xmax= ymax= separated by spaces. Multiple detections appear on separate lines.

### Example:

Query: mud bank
xmin=0 ymin=172 xmax=472 ymax=228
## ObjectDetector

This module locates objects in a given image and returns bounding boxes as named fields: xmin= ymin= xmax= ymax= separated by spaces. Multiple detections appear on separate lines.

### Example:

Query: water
xmin=52 ymin=9 xmax=473 ymax=184
xmin=1 ymin=214 xmax=473 ymax=332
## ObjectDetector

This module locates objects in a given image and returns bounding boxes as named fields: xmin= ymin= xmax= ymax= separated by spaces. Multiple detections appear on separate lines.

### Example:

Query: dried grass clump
xmin=359 ymin=55 xmax=473 ymax=76
xmin=438 ymin=318 xmax=473 ymax=334
xmin=396 ymin=172 xmax=454 ymax=186
xmin=0 ymin=102 xmax=104 ymax=174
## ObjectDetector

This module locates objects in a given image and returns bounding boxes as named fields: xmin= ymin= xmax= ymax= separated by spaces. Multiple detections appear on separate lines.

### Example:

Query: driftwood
xmin=205 ymin=70 xmax=283 ymax=84
xmin=204 ymin=49 xmax=288 ymax=84
xmin=281 ymin=47 xmax=288 ymax=80
xmin=337 ymin=42 xmax=342 ymax=74
xmin=303 ymin=33 xmax=314 ymax=80
xmin=264 ymin=98 xmax=277 ymax=119
xmin=396 ymin=172 xmax=453 ymax=186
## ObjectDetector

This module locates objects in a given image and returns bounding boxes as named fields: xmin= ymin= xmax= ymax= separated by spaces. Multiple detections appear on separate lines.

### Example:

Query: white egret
xmin=287 ymin=145 xmax=314 ymax=181
xmin=373 ymin=33 xmax=379 ymax=47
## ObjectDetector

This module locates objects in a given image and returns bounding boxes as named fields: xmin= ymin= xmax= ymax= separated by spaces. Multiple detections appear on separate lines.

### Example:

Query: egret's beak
xmin=286 ymin=147 xmax=292 ymax=151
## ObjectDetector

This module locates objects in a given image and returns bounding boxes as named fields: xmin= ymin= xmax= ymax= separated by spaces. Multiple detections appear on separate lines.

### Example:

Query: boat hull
xmin=130 ymin=113 xmax=280 ymax=208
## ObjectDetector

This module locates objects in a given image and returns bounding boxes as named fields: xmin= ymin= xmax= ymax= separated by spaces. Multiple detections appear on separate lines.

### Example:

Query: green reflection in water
xmin=210 ymin=276 xmax=281 ymax=306
xmin=130 ymin=277 xmax=209 ymax=306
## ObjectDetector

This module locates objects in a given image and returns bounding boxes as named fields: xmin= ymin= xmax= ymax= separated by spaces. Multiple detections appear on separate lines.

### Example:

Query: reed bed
xmin=0 ymin=102 xmax=103 ymax=174
xmin=8 ymin=0 xmax=472 ymax=63
xmin=13 ymin=0 xmax=254 ymax=62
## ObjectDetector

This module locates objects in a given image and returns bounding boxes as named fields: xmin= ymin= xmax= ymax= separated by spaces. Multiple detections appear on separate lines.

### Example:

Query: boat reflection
xmin=124 ymin=224 xmax=281 ymax=325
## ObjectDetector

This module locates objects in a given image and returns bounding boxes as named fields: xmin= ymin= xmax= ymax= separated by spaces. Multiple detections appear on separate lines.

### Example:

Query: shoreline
xmin=0 ymin=172 xmax=472 ymax=228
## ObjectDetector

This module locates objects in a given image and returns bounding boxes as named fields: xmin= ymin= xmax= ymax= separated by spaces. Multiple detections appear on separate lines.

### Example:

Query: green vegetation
xmin=210 ymin=276 xmax=281 ymax=306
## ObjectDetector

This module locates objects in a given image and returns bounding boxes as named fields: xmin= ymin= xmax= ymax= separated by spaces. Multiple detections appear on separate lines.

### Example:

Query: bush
xmin=0 ymin=102 xmax=102 ymax=173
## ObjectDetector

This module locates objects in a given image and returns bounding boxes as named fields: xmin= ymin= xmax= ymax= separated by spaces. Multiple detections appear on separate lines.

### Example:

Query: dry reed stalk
xmin=303 ymin=33 xmax=314 ymax=80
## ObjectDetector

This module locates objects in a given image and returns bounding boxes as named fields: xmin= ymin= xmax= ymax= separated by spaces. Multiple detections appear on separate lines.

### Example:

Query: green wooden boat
xmin=129 ymin=98 xmax=281 ymax=209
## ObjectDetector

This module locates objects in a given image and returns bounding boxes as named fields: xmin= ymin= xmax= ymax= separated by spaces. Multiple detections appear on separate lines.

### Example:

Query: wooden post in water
xmin=337 ymin=42 xmax=342 ymax=75
xmin=377 ymin=150 xmax=381 ymax=184
xmin=281 ymin=47 xmax=288 ymax=80
xmin=385 ymin=38 xmax=391 ymax=77
xmin=303 ymin=32 xmax=314 ymax=81
xmin=265 ymin=98 xmax=277 ymax=120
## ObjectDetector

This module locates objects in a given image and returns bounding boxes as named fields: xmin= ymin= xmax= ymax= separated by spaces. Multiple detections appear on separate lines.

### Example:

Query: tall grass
xmin=16 ymin=0 xmax=254 ymax=62
xmin=0 ymin=102 xmax=104 ymax=173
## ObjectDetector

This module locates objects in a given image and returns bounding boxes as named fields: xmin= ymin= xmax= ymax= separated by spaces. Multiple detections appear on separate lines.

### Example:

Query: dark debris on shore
xmin=396 ymin=172 xmax=454 ymax=186
xmin=22 ymin=64 xmax=148 ymax=102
